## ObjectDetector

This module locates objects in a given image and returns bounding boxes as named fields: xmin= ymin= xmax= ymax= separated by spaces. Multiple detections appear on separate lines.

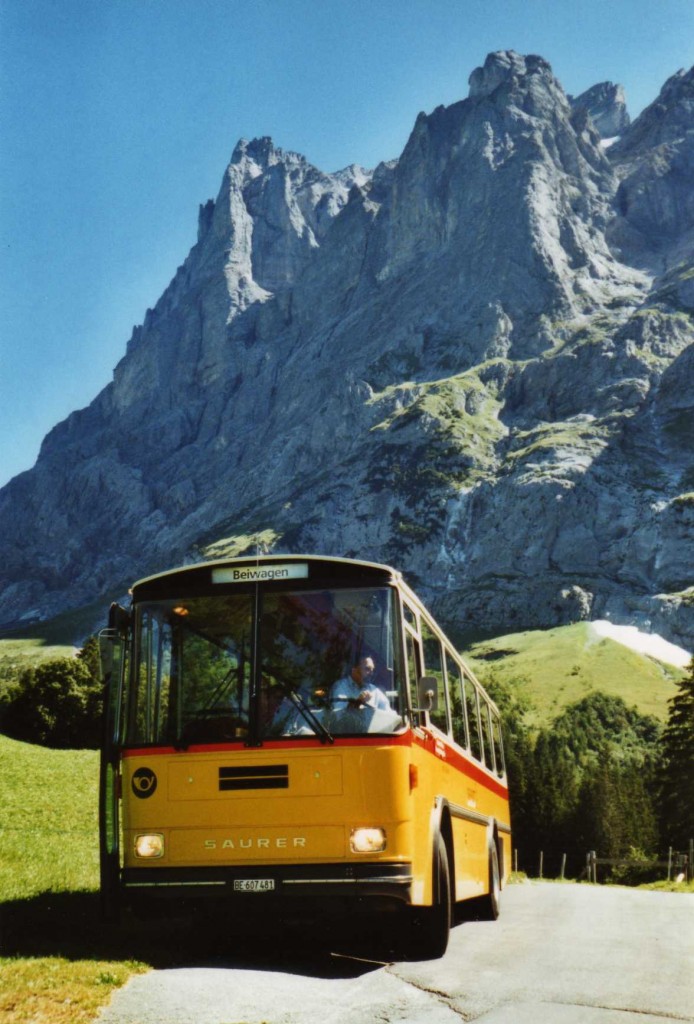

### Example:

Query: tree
xmin=77 ymin=634 xmax=102 ymax=682
xmin=659 ymin=659 xmax=694 ymax=850
xmin=1 ymin=657 xmax=102 ymax=748
xmin=575 ymin=750 xmax=658 ymax=862
xmin=487 ymin=688 xmax=663 ymax=877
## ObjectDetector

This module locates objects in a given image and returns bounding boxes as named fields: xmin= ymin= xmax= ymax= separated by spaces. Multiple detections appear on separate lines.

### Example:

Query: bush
xmin=1 ymin=657 xmax=102 ymax=748
xmin=609 ymin=846 xmax=661 ymax=886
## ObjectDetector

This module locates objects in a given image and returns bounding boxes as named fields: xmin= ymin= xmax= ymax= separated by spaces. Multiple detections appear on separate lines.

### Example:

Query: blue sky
xmin=1 ymin=0 xmax=692 ymax=488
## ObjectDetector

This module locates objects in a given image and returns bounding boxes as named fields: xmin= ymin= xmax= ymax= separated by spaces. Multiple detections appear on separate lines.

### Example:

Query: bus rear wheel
xmin=406 ymin=834 xmax=451 ymax=960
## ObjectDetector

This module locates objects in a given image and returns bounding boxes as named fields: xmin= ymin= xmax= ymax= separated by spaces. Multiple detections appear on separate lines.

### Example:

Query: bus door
xmin=99 ymin=603 xmax=130 ymax=918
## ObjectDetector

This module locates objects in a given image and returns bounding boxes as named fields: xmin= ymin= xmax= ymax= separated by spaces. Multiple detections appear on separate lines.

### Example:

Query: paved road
xmin=97 ymin=882 xmax=694 ymax=1024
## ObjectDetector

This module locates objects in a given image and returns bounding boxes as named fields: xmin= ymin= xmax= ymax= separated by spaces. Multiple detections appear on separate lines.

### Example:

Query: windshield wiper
xmin=286 ymin=688 xmax=334 ymax=745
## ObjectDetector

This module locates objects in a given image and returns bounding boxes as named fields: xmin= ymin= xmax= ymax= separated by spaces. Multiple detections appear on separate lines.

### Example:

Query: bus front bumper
xmin=121 ymin=862 xmax=412 ymax=905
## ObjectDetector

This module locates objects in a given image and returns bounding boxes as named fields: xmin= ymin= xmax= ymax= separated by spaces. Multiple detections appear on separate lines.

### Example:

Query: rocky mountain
xmin=1 ymin=51 xmax=692 ymax=648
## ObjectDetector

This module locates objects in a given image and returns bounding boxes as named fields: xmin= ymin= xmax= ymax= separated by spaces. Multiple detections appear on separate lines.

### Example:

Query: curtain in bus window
xmin=420 ymin=619 xmax=448 ymax=734
xmin=446 ymin=653 xmax=468 ymax=750
xmin=259 ymin=589 xmax=403 ymax=737
xmin=464 ymin=678 xmax=483 ymax=761
xmin=405 ymin=629 xmax=421 ymax=715
xmin=131 ymin=596 xmax=252 ymax=745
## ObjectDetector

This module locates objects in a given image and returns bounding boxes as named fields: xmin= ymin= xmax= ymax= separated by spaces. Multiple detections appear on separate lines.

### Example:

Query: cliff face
xmin=1 ymin=52 xmax=692 ymax=646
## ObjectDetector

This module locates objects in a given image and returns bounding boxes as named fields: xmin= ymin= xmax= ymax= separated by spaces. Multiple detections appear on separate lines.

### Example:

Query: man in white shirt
xmin=329 ymin=656 xmax=390 ymax=712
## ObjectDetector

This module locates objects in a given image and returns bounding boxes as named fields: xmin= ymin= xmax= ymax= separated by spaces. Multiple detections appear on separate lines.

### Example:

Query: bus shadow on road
xmin=1 ymin=890 xmax=401 ymax=979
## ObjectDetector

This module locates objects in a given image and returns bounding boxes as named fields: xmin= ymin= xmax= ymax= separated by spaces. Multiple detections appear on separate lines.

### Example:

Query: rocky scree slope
xmin=0 ymin=51 xmax=692 ymax=647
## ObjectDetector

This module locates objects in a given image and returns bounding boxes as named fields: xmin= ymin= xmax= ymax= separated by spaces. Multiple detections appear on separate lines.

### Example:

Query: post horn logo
xmin=132 ymin=767 xmax=157 ymax=798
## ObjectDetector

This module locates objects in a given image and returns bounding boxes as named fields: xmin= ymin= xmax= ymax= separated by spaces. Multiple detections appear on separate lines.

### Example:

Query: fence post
xmin=590 ymin=850 xmax=597 ymax=884
xmin=689 ymin=840 xmax=693 ymax=882
xmin=514 ymin=848 xmax=518 ymax=874
xmin=560 ymin=853 xmax=566 ymax=881
xmin=667 ymin=847 xmax=672 ymax=881
xmin=539 ymin=851 xmax=543 ymax=879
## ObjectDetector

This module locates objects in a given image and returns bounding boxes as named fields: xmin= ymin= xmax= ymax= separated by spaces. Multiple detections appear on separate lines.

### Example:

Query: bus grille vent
xmin=218 ymin=765 xmax=289 ymax=791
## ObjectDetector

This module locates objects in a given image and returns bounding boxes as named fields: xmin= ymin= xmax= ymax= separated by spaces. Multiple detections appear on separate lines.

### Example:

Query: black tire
xmin=480 ymin=840 xmax=501 ymax=921
xmin=406 ymin=834 xmax=452 ymax=960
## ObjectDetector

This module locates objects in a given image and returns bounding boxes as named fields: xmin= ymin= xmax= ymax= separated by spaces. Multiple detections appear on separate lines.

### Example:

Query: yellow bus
xmin=99 ymin=555 xmax=511 ymax=958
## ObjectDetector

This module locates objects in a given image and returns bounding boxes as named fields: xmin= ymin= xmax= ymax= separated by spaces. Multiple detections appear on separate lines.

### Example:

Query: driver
xmin=329 ymin=656 xmax=391 ymax=713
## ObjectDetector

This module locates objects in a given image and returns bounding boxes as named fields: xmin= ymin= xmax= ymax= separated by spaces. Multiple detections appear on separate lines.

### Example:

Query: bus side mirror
xmin=100 ymin=603 xmax=131 ymax=685
xmin=108 ymin=603 xmax=131 ymax=632
xmin=417 ymin=676 xmax=439 ymax=711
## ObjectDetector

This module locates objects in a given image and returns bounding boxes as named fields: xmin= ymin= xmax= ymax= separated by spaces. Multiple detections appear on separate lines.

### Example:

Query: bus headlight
xmin=350 ymin=827 xmax=387 ymax=853
xmin=134 ymin=833 xmax=165 ymax=858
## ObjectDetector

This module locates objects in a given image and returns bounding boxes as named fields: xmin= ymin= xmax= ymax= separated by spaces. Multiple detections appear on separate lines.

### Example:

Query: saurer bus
xmin=99 ymin=555 xmax=511 ymax=958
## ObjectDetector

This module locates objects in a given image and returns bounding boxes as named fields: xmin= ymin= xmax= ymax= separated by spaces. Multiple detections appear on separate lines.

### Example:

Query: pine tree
xmin=659 ymin=659 xmax=694 ymax=851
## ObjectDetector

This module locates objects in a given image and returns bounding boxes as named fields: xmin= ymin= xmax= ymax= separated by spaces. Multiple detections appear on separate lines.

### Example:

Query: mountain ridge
xmin=1 ymin=51 xmax=692 ymax=648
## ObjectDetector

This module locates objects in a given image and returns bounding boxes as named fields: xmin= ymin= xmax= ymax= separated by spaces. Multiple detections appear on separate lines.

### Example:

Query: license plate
xmin=233 ymin=878 xmax=275 ymax=892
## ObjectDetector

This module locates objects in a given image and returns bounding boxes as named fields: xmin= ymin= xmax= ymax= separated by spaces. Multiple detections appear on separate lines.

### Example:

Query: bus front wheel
xmin=406 ymin=834 xmax=451 ymax=960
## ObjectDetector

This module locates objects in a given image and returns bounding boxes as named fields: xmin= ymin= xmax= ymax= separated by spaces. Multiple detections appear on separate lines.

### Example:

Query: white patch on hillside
xmin=590 ymin=620 xmax=691 ymax=667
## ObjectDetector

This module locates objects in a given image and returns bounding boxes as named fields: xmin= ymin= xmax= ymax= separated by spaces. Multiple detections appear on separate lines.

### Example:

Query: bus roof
xmin=131 ymin=554 xmax=403 ymax=594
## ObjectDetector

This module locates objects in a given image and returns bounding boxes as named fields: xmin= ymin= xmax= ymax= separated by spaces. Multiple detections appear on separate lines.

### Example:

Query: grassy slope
xmin=0 ymin=735 xmax=147 ymax=1024
xmin=463 ymin=622 xmax=684 ymax=726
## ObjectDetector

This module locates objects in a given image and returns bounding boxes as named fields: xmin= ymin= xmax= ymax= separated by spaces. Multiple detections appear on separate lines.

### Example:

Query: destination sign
xmin=212 ymin=563 xmax=309 ymax=584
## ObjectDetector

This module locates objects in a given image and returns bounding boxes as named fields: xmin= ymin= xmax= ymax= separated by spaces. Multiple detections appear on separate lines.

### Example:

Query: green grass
xmin=0 ymin=736 xmax=99 ymax=900
xmin=638 ymin=878 xmax=694 ymax=893
xmin=201 ymin=527 xmax=282 ymax=560
xmin=463 ymin=622 xmax=683 ymax=726
xmin=0 ymin=735 xmax=150 ymax=1023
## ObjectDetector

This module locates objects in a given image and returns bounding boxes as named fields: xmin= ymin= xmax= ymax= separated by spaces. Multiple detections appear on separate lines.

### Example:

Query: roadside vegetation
xmin=475 ymin=658 xmax=694 ymax=883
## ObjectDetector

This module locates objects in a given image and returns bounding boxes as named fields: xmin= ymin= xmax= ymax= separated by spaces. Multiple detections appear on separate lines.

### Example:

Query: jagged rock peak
xmin=611 ymin=64 xmax=694 ymax=157
xmin=606 ymin=64 xmax=694 ymax=253
xmin=231 ymin=135 xmax=283 ymax=168
xmin=569 ymin=82 xmax=630 ymax=138
xmin=467 ymin=50 xmax=555 ymax=99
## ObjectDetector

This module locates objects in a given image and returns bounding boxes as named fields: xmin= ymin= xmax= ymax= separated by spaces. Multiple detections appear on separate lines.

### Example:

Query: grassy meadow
xmin=463 ymin=622 xmax=684 ymax=726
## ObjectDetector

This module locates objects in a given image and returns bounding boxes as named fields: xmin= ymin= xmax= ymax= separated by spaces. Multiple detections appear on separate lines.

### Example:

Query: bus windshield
xmin=128 ymin=586 xmax=405 ymax=746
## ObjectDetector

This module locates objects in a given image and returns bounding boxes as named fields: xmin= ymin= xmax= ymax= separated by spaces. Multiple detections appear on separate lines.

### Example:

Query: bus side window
xmin=403 ymin=602 xmax=418 ymax=629
xmin=492 ymin=712 xmax=505 ymax=778
xmin=420 ymin=619 xmax=448 ymax=733
xmin=479 ymin=698 xmax=495 ymax=772
xmin=464 ymin=677 xmax=482 ymax=761
xmin=446 ymin=652 xmax=468 ymax=750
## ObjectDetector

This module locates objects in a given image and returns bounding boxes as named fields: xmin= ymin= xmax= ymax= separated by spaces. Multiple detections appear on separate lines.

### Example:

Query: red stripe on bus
xmin=120 ymin=730 xmax=507 ymax=796
xmin=412 ymin=731 xmax=509 ymax=799
xmin=120 ymin=733 xmax=414 ymax=758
